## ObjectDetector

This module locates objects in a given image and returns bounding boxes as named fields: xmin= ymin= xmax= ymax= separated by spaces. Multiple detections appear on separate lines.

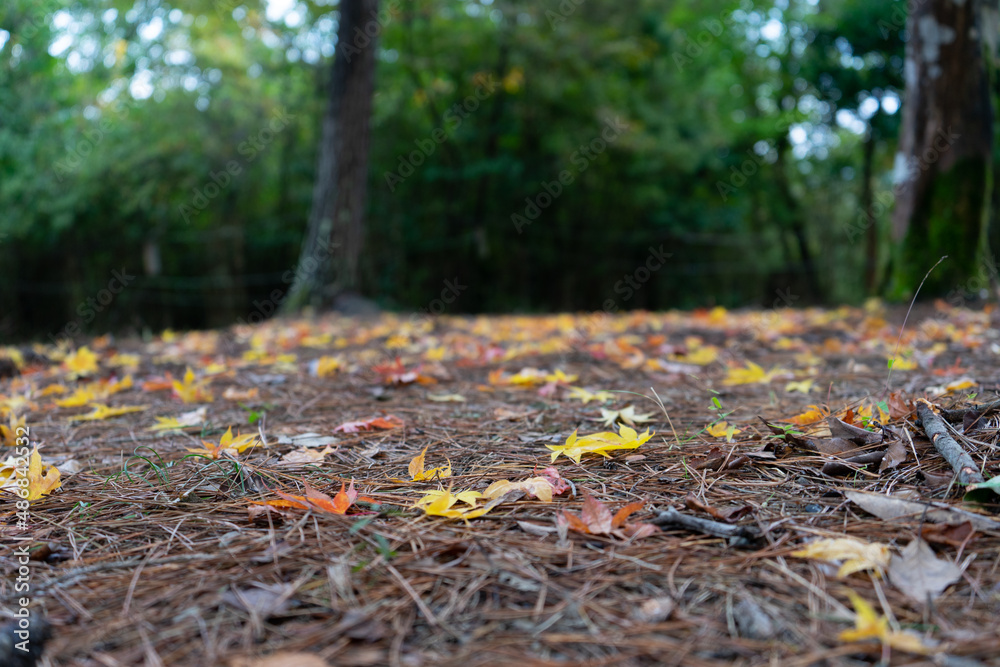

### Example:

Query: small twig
xmin=652 ymin=507 xmax=761 ymax=543
xmin=916 ymin=400 xmax=985 ymax=486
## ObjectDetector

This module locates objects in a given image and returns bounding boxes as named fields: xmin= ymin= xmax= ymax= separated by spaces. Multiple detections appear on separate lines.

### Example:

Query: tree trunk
xmin=891 ymin=0 xmax=992 ymax=295
xmin=860 ymin=117 xmax=878 ymax=294
xmin=285 ymin=0 xmax=378 ymax=312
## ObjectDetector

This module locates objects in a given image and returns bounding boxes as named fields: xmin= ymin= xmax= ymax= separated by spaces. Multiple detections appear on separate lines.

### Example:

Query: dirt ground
xmin=2 ymin=303 xmax=1000 ymax=667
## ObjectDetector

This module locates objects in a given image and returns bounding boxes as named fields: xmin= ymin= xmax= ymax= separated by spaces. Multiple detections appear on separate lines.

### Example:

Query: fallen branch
xmin=916 ymin=400 xmax=985 ymax=486
xmin=652 ymin=507 xmax=761 ymax=545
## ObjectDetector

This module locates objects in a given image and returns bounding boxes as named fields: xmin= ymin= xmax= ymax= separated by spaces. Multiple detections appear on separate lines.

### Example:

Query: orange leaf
xmin=611 ymin=500 xmax=645 ymax=529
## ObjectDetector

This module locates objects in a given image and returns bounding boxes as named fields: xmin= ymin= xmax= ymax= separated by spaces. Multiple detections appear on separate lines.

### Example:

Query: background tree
xmin=285 ymin=0 xmax=379 ymax=312
xmin=890 ymin=0 xmax=993 ymax=295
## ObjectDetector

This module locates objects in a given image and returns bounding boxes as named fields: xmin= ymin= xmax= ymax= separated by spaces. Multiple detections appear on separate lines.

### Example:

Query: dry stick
xmin=940 ymin=396 xmax=1000 ymax=423
xmin=651 ymin=507 xmax=761 ymax=542
xmin=916 ymin=400 xmax=985 ymax=486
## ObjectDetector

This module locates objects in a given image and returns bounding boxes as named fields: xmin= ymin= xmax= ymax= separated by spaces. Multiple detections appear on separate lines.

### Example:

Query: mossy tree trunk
xmin=285 ymin=0 xmax=378 ymax=312
xmin=891 ymin=0 xmax=993 ymax=296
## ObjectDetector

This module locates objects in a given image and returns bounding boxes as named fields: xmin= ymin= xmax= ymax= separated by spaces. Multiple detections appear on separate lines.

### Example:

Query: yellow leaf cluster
xmin=546 ymin=425 xmax=653 ymax=463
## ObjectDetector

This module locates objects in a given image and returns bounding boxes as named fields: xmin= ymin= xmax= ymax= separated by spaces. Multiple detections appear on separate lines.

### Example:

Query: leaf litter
xmin=2 ymin=303 xmax=1000 ymax=665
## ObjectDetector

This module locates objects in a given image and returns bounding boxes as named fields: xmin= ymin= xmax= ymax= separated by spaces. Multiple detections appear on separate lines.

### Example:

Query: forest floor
xmin=3 ymin=303 xmax=1000 ymax=667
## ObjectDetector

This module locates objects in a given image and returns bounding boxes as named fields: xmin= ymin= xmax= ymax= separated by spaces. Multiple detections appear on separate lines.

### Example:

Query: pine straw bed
xmin=3 ymin=305 xmax=1000 ymax=666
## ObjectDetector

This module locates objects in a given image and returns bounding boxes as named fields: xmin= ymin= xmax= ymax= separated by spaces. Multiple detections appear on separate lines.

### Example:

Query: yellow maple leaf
xmin=705 ymin=420 xmax=741 ymax=442
xmin=791 ymin=537 xmax=890 ymax=577
xmin=839 ymin=590 xmax=929 ymax=654
xmin=722 ymin=361 xmax=788 ymax=386
xmin=600 ymin=405 xmax=655 ymax=428
xmin=547 ymin=425 xmax=654 ymax=463
xmin=172 ymin=367 xmax=214 ymax=403
xmin=483 ymin=477 xmax=555 ymax=502
xmin=186 ymin=426 xmax=258 ymax=459
xmin=147 ymin=407 xmax=207 ymax=432
xmin=785 ymin=379 xmax=814 ymax=394
xmin=408 ymin=446 xmax=452 ymax=481
xmin=39 ymin=384 xmax=68 ymax=397
xmin=785 ymin=405 xmax=828 ymax=425
xmin=311 ymin=355 xmax=344 ymax=378
xmin=63 ymin=346 xmax=98 ymax=378
xmin=544 ymin=369 xmax=578 ymax=384
xmin=567 ymin=387 xmax=616 ymax=404
xmin=13 ymin=447 xmax=62 ymax=501
xmin=413 ymin=488 xmax=482 ymax=508
xmin=417 ymin=486 xmax=491 ymax=520
xmin=56 ymin=386 xmax=97 ymax=408
xmin=108 ymin=353 xmax=141 ymax=370
xmin=69 ymin=404 xmax=147 ymax=421
xmin=0 ymin=414 xmax=26 ymax=447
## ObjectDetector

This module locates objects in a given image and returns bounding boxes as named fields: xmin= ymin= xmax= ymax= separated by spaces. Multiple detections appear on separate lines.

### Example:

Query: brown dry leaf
xmin=560 ymin=492 xmax=658 ymax=540
xmin=878 ymin=439 xmax=907 ymax=472
xmin=844 ymin=489 xmax=1000 ymax=531
xmin=919 ymin=521 xmax=976 ymax=548
xmin=888 ymin=538 xmax=963 ymax=603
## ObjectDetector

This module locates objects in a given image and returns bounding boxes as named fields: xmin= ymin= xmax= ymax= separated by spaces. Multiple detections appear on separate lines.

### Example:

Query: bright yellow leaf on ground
xmin=1 ymin=414 xmax=26 ymax=446
xmin=784 ymin=405 xmax=829 ymax=425
xmin=785 ymin=379 xmax=814 ymax=394
xmin=69 ymin=404 xmax=147 ymax=421
xmin=839 ymin=590 xmax=929 ymax=654
xmin=416 ymin=487 xmax=491 ymax=520
xmin=5 ymin=447 xmax=62 ymax=501
xmin=186 ymin=426 xmax=258 ymax=459
xmin=56 ymin=387 xmax=97 ymax=408
xmin=722 ymin=361 xmax=787 ymax=386
xmin=600 ymin=405 xmax=655 ymax=428
xmin=63 ymin=346 xmax=98 ymax=378
xmin=791 ymin=537 xmax=890 ymax=577
xmin=311 ymin=356 xmax=344 ymax=377
xmin=547 ymin=425 xmax=653 ymax=463
xmin=544 ymin=369 xmax=578 ymax=384
xmin=147 ymin=407 xmax=207 ymax=432
xmin=172 ymin=368 xmax=214 ymax=403
xmin=484 ymin=477 xmax=555 ymax=502
xmin=566 ymin=387 xmax=616 ymax=404
xmin=408 ymin=446 xmax=452 ymax=481
xmin=705 ymin=420 xmax=740 ymax=442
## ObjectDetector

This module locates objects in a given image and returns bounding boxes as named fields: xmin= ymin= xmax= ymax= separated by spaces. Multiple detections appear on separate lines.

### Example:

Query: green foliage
xmin=0 ymin=0 xmax=928 ymax=339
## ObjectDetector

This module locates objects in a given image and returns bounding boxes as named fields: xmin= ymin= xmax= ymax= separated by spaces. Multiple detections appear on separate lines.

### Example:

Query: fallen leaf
xmin=187 ymin=426 xmax=259 ymax=459
xmin=68 ymin=403 xmax=146 ymax=421
xmin=147 ymin=407 xmax=207 ymax=432
xmin=888 ymin=538 xmax=963 ymax=603
xmin=919 ymin=521 xmax=975 ymax=549
xmin=407 ymin=446 xmax=451 ymax=481
xmin=790 ymin=537 xmax=890 ymax=577
xmin=566 ymin=387 xmax=616 ymax=404
xmin=332 ymin=415 xmax=404 ymax=433
xmin=722 ymin=361 xmax=788 ymax=386
xmin=172 ymin=367 xmax=214 ymax=403
xmin=599 ymin=405 xmax=655 ymax=428
xmin=547 ymin=424 xmax=653 ymax=463
xmin=63 ymin=346 xmax=98 ymax=378
xmin=838 ymin=590 xmax=929 ymax=654
xmin=271 ymin=480 xmax=359 ymax=515
xmin=559 ymin=492 xmax=657 ymax=540
xmin=844 ymin=489 xmax=1000 ymax=532
xmin=705 ymin=420 xmax=741 ymax=442
xmin=427 ymin=393 xmax=466 ymax=402
xmin=223 ymin=387 xmax=260 ymax=401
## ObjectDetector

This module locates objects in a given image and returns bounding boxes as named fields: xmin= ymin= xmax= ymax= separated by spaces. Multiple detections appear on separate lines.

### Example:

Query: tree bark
xmin=891 ymin=0 xmax=992 ymax=295
xmin=285 ymin=0 xmax=378 ymax=312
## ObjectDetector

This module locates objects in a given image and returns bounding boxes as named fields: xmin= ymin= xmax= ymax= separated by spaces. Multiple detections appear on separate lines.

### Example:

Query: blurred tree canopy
xmin=0 ymin=0 xmax=995 ymax=340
